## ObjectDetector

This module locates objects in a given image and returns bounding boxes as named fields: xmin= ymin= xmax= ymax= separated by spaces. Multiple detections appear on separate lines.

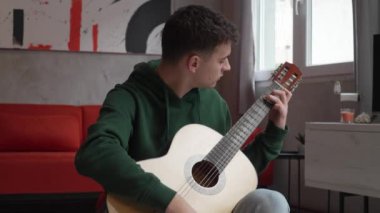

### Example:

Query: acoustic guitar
xmin=107 ymin=62 xmax=302 ymax=213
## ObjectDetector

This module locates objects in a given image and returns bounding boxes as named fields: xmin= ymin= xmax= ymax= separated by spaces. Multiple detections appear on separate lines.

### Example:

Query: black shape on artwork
xmin=110 ymin=0 xmax=121 ymax=5
xmin=13 ymin=9 xmax=24 ymax=46
xmin=125 ymin=0 xmax=170 ymax=53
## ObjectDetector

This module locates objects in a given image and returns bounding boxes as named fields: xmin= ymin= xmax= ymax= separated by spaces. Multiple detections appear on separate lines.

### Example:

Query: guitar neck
xmin=204 ymin=62 xmax=302 ymax=173
xmin=205 ymin=82 xmax=282 ymax=172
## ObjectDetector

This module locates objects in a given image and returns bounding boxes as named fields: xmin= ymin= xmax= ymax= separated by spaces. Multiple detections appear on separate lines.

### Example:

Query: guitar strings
xmin=178 ymin=66 xmax=300 ymax=198
xmin=178 ymin=101 xmax=268 ymax=198
xmin=203 ymin=83 xmax=277 ymax=170
xmin=177 ymin=84 xmax=278 ymax=198
xmin=193 ymin=99 xmax=270 ymax=192
xmin=178 ymin=83 xmax=273 ymax=197
xmin=203 ymin=81 xmax=290 ymax=185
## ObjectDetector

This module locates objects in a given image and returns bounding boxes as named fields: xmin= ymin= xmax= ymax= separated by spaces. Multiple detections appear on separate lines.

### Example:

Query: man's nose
xmin=223 ymin=59 xmax=231 ymax=72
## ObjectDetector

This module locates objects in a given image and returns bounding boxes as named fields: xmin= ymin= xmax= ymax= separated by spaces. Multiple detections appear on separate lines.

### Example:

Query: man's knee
xmin=233 ymin=189 xmax=289 ymax=213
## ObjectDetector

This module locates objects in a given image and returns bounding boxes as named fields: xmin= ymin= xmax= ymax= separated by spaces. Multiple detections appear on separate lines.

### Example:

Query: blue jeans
xmin=233 ymin=189 xmax=290 ymax=213
xmin=102 ymin=189 xmax=289 ymax=213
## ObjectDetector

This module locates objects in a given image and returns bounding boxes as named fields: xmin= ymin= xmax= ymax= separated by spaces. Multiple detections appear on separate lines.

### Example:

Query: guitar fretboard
xmin=204 ymin=82 xmax=283 ymax=172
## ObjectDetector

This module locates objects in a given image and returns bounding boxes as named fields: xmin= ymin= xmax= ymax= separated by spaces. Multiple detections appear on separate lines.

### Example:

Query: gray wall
xmin=0 ymin=0 xmax=222 ymax=105
xmin=0 ymin=49 xmax=157 ymax=105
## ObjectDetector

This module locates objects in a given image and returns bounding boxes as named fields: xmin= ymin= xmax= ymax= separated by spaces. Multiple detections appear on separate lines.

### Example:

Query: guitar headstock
xmin=272 ymin=62 xmax=302 ymax=92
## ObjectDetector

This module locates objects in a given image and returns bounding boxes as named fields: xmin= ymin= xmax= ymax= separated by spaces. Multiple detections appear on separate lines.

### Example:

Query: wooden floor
xmin=0 ymin=194 xmax=323 ymax=213
xmin=0 ymin=193 xmax=99 ymax=213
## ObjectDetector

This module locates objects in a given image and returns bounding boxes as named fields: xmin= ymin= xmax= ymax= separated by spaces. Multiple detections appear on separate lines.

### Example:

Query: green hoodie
xmin=75 ymin=60 xmax=287 ymax=211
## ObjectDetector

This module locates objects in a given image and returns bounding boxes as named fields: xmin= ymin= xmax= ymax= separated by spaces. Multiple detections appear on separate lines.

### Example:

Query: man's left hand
xmin=264 ymin=89 xmax=292 ymax=129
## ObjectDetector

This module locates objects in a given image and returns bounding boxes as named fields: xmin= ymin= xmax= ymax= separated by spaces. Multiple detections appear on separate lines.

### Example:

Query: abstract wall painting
xmin=0 ymin=0 xmax=170 ymax=54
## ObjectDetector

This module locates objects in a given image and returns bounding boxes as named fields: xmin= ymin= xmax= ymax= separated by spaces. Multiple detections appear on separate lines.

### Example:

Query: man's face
xmin=194 ymin=42 xmax=232 ymax=88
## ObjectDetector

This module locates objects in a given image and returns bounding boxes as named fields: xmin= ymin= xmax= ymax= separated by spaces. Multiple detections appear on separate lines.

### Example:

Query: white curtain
xmin=353 ymin=0 xmax=380 ymax=112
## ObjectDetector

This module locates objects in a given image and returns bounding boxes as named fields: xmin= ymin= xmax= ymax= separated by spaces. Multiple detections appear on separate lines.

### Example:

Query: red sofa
xmin=0 ymin=104 xmax=103 ymax=195
xmin=0 ymin=103 xmax=273 ymax=197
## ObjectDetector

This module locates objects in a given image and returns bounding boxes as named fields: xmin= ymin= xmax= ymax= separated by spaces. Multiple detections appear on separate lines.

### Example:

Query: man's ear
xmin=187 ymin=54 xmax=201 ymax=74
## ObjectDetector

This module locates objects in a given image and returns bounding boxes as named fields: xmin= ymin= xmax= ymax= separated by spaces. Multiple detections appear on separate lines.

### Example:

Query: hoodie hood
xmin=128 ymin=60 xmax=200 ymax=103
xmin=122 ymin=60 xmax=201 ymax=152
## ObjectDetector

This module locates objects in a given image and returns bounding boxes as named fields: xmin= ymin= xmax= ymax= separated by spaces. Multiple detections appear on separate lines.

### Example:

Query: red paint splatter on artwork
xmin=28 ymin=44 xmax=52 ymax=50
xmin=92 ymin=24 xmax=98 ymax=52
xmin=68 ymin=0 xmax=82 ymax=51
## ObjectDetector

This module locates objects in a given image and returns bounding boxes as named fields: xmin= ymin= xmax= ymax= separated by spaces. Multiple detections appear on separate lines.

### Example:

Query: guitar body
xmin=107 ymin=124 xmax=258 ymax=213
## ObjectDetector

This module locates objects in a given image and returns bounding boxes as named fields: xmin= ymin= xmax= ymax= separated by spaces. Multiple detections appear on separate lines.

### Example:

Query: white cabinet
xmin=305 ymin=122 xmax=380 ymax=198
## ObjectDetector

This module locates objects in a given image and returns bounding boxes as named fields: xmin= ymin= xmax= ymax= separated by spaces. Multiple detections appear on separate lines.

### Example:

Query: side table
xmin=278 ymin=151 xmax=305 ymax=213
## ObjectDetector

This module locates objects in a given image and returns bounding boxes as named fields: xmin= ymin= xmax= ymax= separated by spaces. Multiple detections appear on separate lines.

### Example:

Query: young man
xmin=75 ymin=5 xmax=290 ymax=213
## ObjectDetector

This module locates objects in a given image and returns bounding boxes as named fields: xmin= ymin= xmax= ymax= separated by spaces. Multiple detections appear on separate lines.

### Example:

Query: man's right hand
xmin=165 ymin=194 xmax=196 ymax=213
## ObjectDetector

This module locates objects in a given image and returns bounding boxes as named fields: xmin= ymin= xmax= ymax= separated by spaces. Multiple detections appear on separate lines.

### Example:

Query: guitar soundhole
xmin=191 ymin=160 xmax=219 ymax=188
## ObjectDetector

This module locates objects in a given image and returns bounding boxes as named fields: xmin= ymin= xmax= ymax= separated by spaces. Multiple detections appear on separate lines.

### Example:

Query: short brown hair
xmin=161 ymin=5 xmax=239 ymax=62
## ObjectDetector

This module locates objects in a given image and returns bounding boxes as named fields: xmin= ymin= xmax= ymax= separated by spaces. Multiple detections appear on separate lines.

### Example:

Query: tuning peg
xmin=291 ymin=81 xmax=300 ymax=92
xmin=273 ymin=63 xmax=283 ymax=75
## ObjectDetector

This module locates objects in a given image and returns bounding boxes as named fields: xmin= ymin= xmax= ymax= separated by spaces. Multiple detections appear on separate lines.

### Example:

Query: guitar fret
xmin=208 ymin=144 xmax=226 ymax=162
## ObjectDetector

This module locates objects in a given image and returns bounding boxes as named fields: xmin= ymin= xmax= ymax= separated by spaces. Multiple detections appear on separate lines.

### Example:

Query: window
xmin=252 ymin=0 xmax=354 ymax=81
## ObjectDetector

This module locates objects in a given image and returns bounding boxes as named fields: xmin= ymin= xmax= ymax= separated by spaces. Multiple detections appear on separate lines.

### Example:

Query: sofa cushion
xmin=0 ymin=104 xmax=82 ymax=152
xmin=0 ymin=152 xmax=102 ymax=194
